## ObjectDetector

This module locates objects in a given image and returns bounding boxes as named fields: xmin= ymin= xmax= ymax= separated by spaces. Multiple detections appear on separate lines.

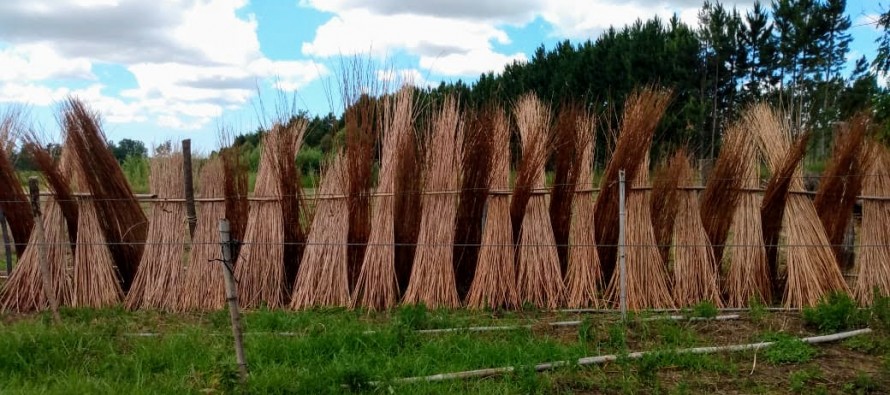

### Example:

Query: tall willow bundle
xmin=353 ymin=87 xmax=413 ymax=310
xmin=394 ymin=128 xmax=422 ymax=292
xmin=235 ymin=125 xmax=304 ymax=309
xmin=64 ymin=98 xmax=146 ymax=291
xmin=175 ymin=159 xmax=227 ymax=311
xmin=291 ymin=155 xmax=350 ymax=309
xmin=604 ymin=156 xmax=675 ymax=309
xmin=750 ymin=104 xmax=848 ymax=308
xmin=0 ymin=197 xmax=72 ymax=312
xmin=345 ymin=96 xmax=379 ymax=289
xmin=550 ymin=104 xmax=584 ymax=274
xmin=454 ymin=109 xmax=494 ymax=294
xmin=0 ymin=111 xmax=32 ymax=258
xmin=595 ymin=87 xmax=673 ymax=281
xmin=70 ymin=162 xmax=123 ymax=308
xmin=650 ymin=156 xmax=682 ymax=264
xmin=402 ymin=97 xmax=462 ymax=308
xmin=466 ymin=109 xmax=519 ymax=309
xmin=565 ymin=111 xmax=604 ymax=308
xmin=125 ymin=153 xmax=188 ymax=310
xmin=671 ymin=151 xmax=723 ymax=307
xmin=700 ymin=123 xmax=752 ymax=263
xmin=278 ymin=119 xmax=307 ymax=290
xmin=854 ymin=143 xmax=890 ymax=305
xmin=23 ymin=141 xmax=78 ymax=245
xmin=514 ymin=94 xmax=564 ymax=308
xmin=221 ymin=144 xmax=249 ymax=257
xmin=814 ymin=114 xmax=868 ymax=268
xmin=724 ymin=132 xmax=771 ymax=307
xmin=0 ymin=146 xmax=75 ymax=312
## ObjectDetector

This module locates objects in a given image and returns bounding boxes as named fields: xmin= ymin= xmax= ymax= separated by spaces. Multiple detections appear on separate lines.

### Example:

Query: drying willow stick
xmin=565 ymin=110 xmax=603 ymax=308
xmin=352 ymin=87 xmax=413 ymax=310
xmin=402 ymin=97 xmax=463 ymax=308
xmin=854 ymin=142 xmax=890 ymax=305
xmin=514 ymin=94 xmax=564 ymax=309
xmin=466 ymin=109 xmax=518 ymax=309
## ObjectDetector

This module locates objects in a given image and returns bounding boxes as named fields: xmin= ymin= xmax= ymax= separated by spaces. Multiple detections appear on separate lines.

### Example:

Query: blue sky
xmin=0 ymin=0 xmax=885 ymax=153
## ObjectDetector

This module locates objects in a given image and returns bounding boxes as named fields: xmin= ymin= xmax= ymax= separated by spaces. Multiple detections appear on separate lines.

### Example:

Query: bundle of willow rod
xmin=466 ymin=109 xmax=519 ymax=309
xmin=175 ymin=159 xmax=227 ymax=311
xmin=352 ymin=87 xmax=413 ymax=310
xmin=650 ymin=155 xmax=682 ymax=264
xmin=853 ymin=143 xmax=890 ymax=305
xmin=454 ymin=108 xmax=494 ymax=294
xmin=700 ymin=121 xmax=752 ymax=263
xmin=235 ymin=125 xmax=303 ymax=308
xmin=605 ymin=155 xmax=675 ymax=309
xmin=0 ymin=197 xmax=72 ymax=312
xmin=724 ymin=131 xmax=771 ymax=307
xmin=814 ymin=113 xmax=868 ymax=268
xmin=70 ymin=160 xmax=123 ymax=307
xmin=0 ymin=110 xmax=33 ymax=259
xmin=670 ymin=150 xmax=723 ymax=307
xmin=514 ymin=94 xmax=564 ymax=309
xmin=64 ymin=98 xmax=146 ymax=291
xmin=564 ymin=110 xmax=604 ymax=308
xmin=750 ymin=104 xmax=848 ymax=308
xmin=221 ymin=143 xmax=249 ymax=257
xmin=403 ymin=97 xmax=462 ymax=308
xmin=595 ymin=87 xmax=673 ymax=281
xmin=23 ymin=141 xmax=78 ymax=245
xmin=345 ymin=96 xmax=379 ymax=289
xmin=125 ymin=152 xmax=187 ymax=310
xmin=277 ymin=119 xmax=307 ymax=291
xmin=550 ymin=104 xmax=584 ymax=274
xmin=291 ymin=155 xmax=350 ymax=309
xmin=394 ymin=128 xmax=422 ymax=292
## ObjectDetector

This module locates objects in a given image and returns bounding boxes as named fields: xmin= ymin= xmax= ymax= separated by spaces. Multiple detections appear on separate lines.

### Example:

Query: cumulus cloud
xmin=0 ymin=0 xmax=327 ymax=130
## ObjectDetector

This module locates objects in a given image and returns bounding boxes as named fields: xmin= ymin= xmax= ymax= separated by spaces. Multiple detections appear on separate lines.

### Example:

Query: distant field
xmin=0 ymin=297 xmax=888 ymax=394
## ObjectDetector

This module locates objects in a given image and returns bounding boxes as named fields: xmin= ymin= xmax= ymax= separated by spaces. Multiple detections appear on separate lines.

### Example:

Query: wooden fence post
xmin=218 ymin=219 xmax=248 ymax=383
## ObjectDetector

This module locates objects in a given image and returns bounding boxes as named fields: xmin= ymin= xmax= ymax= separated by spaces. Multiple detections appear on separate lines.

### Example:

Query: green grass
xmin=0 ymin=306 xmax=887 ymax=394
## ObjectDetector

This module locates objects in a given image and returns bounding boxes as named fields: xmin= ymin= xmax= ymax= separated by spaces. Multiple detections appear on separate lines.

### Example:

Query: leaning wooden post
xmin=618 ymin=169 xmax=627 ymax=321
xmin=219 ymin=219 xmax=248 ymax=382
xmin=0 ymin=207 xmax=12 ymax=275
xmin=182 ymin=139 xmax=197 ymax=238
xmin=29 ymin=177 xmax=60 ymax=323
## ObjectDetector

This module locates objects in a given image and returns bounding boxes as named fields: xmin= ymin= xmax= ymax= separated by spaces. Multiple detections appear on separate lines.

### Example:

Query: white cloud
xmin=420 ymin=50 xmax=526 ymax=76
xmin=376 ymin=68 xmax=436 ymax=88
xmin=0 ymin=0 xmax=327 ymax=131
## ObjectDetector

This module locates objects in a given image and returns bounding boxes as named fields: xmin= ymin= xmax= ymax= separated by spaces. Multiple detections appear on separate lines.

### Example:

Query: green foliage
xmin=395 ymin=303 xmax=430 ymax=330
xmin=843 ymin=372 xmax=878 ymax=394
xmin=789 ymin=368 xmax=822 ymax=393
xmin=690 ymin=301 xmax=718 ymax=318
xmin=760 ymin=333 xmax=817 ymax=364
xmin=802 ymin=293 xmax=867 ymax=333
xmin=120 ymin=155 xmax=150 ymax=194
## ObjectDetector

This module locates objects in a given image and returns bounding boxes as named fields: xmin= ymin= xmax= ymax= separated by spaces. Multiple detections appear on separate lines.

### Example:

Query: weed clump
xmin=802 ymin=293 xmax=867 ymax=333
xmin=761 ymin=333 xmax=817 ymax=364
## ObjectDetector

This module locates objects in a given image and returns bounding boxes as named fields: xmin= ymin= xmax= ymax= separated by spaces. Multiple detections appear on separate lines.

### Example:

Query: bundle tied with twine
xmin=564 ymin=110 xmax=604 ymax=308
xmin=670 ymin=150 xmax=723 ymax=307
xmin=724 ymin=130 xmax=771 ymax=307
xmin=125 ymin=152 xmax=188 ymax=310
xmin=402 ymin=97 xmax=463 ymax=309
xmin=750 ymin=104 xmax=848 ymax=308
xmin=595 ymin=87 xmax=673 ymax=281
xmin=550 ymin=104 xmax=584 ymax=274
xmin=0 ymin=146 xmax=75 ymax=312
xmin=175 ymin=159 xmax=227 ymax=311
xmin=393 ymin=127 xmax=422 ymax=292
xmin=604 ymin=155 xmax=675 ymax=310
xmin=466 ymin=109 xmax=519 ymax=309
xmin=814 ymin=113 xmax=868 ymax=269
xmin=700 ymin=121 xmax=753 ymax=263
xmin=63 ymin=98 xmax=146 ymax=291
xmin=0 ymin=110 xmax=33 ymax=259
xmin=291 ymin=154 xmax=350 ymax=309
xmin=70 ymin=151 xmax=123 ymax=308
xmin=235 ymin=123 xmax=305 ymax=309
xmin=0 ymin=196 xmax=72 ymax=312
xmin=514 ymin=94 xmax=564 ymax=309
xmin=352 ymin=86 xmax=414 ymax=310
xmin=650 ymin=156 xmax=682 ymax=265
xmin=454 ymin=108 xmax=495 ymax=295
xmin=853 ymin=142 xmax=890 ymax=305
